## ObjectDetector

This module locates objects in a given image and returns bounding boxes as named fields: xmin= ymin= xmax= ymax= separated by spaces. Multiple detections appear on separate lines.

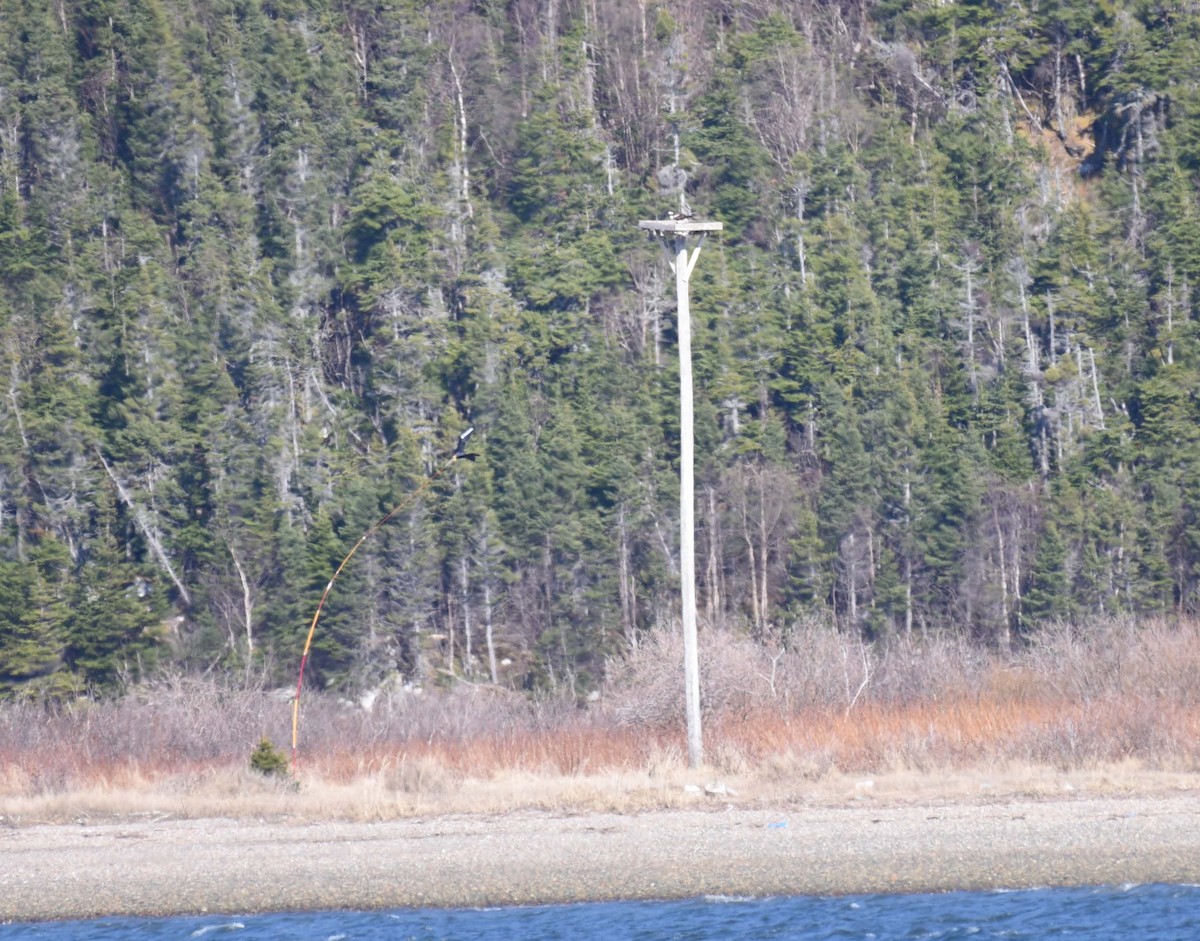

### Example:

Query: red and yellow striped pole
xmin=291 ymin=432 xmax=474 ymax=768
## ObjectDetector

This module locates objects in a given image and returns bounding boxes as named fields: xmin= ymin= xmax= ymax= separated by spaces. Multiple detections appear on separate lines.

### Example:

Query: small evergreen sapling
xmin=249 ymin=736 xmax=290 ymax=777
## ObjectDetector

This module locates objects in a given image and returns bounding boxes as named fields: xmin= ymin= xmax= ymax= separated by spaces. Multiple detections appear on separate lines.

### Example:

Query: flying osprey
xmin=455 ymin=426 xmax=478 ymax=461
xmin=667 ymin=210 xmax=695 ymax=221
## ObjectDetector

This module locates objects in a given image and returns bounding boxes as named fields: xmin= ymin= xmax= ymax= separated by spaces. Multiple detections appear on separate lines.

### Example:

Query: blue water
xmin=4 ymin=884 xmax=1200 ymax=940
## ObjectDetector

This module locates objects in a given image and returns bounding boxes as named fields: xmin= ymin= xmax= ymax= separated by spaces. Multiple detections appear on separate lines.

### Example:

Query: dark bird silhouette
xmin=455 ymin=426 xmax=478 ymax=461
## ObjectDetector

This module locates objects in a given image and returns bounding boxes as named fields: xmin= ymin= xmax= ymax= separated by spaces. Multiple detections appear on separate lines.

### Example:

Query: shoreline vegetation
xmin=4 ymin=618 xmax=1200 ymax=922
xmin=2 ymin=617 xmax=1198 ymax=824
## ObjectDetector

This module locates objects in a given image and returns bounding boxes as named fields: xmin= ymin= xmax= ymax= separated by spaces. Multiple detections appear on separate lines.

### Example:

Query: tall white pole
xmin=674 ymin=235 xmax=703 ymax=769
xmin=638 ymin=217 xmax=720 ymax=771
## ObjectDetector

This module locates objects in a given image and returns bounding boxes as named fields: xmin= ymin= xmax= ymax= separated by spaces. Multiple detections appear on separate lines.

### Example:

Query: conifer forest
xmin=3 ymin=0 xmax=1200 ymax=700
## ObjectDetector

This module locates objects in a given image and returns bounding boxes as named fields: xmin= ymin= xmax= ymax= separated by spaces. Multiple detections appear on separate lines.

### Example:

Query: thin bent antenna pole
xmin=290 ymin=451 xmax=465 ymax=768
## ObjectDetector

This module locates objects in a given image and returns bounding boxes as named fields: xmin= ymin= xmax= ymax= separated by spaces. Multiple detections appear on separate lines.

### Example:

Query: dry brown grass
xmin=3 ymin=616 xmax=1200 ymax=823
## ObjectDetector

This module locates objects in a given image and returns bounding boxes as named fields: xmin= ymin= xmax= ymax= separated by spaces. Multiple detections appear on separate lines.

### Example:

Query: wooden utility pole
xmin=638 ymin=216 xmax=722 ymax=769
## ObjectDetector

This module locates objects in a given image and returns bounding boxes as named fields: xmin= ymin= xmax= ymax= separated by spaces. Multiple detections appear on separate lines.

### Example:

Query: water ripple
xmin=5 ymin=884 xmax=1200 ymax=940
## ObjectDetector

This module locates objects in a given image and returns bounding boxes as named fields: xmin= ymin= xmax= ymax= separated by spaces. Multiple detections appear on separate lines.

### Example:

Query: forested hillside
xmin=3 ymin=0 xmax=1200 ymax=699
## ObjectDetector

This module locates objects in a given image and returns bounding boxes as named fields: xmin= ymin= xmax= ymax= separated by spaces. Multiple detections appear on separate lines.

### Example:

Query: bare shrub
xmin=604 ymin=629 xmax=687 ymax=728
xmin=606 ymin=623 xmax=1000 ymax=725
xmin=870 ymin=630 xmax=996 ymax=704
xmin=1019 ymin=618 xmax=1134 ymax=700
xmin=6 ymin=616 xmax=1200 ymax=812
xmin=700 ymin=631 xmax=784 ymax=719
xmin=755 ymin=747 xmax=835 ymax=784
xmin=1013 ymin=615 xmax=1200 ymax=703
xmin=640 ymin=740 xmax=685 ymax=778
xmin=1116 ymin=619 xmax=1200 ymax=704
xmin=707 ymin=738 xmax=751 ymax=776
xmin=385 ymin=755 xmax=458 ymax=795
xmin=68 ymin=673 xmax=295 ymax=766
xmin=769 ymin=620 xmax=874 ymax=709
xmin=1020 ymin=706 xmax=1096 ymax=771
xmin=605 ymin=624 xmax=879 ymax=726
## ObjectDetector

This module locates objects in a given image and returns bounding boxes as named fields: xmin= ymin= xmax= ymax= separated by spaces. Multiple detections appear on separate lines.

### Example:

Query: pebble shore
xmin=4 ymin=794 xmax=1200 ymax=922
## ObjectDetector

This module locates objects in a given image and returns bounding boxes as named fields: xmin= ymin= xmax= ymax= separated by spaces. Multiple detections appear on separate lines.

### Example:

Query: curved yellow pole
xmin=291 ymin=440 xmax=472 ymax=768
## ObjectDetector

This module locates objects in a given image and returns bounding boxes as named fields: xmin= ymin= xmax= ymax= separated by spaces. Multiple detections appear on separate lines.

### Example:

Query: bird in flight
xmin=455 ymin=426 xmax=478 ymax=461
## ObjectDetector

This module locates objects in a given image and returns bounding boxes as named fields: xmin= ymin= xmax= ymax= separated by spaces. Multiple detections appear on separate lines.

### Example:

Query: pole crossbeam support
xmin=637 ymin=220 xmax=724 ymax=235
xmin=683 ymin=236 xmax=708 ymax=281
xmin=637 ymin=217 xmax=722 ymax=770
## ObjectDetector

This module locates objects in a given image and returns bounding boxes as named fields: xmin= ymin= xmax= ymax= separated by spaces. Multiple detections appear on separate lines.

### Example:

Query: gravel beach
xmin=4 ymin=794 xmax=1200 ymax=922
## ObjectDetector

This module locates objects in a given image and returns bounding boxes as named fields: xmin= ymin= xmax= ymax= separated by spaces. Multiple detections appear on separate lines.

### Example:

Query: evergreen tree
xmin=0 ymin=540 xmax=73 ymax=697
xmin=6 ymin=0 xmax=1200 ymax=696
